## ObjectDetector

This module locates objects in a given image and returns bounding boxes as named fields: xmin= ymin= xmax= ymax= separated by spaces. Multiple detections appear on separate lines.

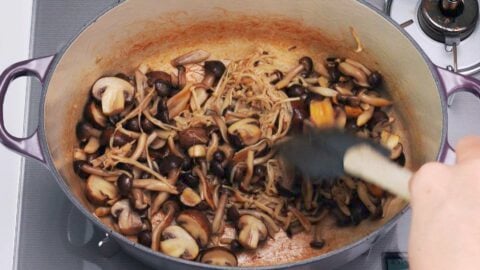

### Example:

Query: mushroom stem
xmin=275 ymin=64 xmax=305 ymax=89
xmin=212 ymin=192 xmax=228 ymax=234
xmin=193 ymin=167 xmax=216 ymax=209
xmin=152 ymin=201 xmax=178 ymax=251
xmin=171 ymin=49 xmax=211 ymax=67
xmin=129 ymin=133 xmax=147 ymax=161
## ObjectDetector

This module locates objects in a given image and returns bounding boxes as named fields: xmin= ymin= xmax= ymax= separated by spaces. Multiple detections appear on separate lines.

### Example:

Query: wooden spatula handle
xmin=344 ymin=144 xmax=412 ymax=201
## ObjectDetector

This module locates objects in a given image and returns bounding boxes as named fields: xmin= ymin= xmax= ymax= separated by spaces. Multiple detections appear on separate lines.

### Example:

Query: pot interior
xmin=43 ymin=0 xmax=443 ymax=267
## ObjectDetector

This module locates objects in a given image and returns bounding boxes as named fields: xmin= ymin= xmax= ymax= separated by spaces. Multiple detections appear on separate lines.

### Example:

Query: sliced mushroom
xmin=237 ymin=209 xmax=280 ymax=238
xmin=111 ymin=199 xmax=143 ymax=235
xmin=188 ymin=144 xmax=207 ymax=158
xmin=85 ymin=175 xmax=118 ymax=205
xmin=227 ymin=118 xmax=261 ymax=146
xmin=179 ymin=187 xmax=202 ymax=207
xmin=171 ymin=49 xmax=210 ymax=67
xmin=91 ymin=77 xmax=135 ymax=116
xmin=237 ymin=215 xmax=268 ymax=249
xmin=83 ymin=136 xmax=100 ymax=154
xmin=199 ymin=247 xmax=238 ymax=267
xmin=160 ymin=225 xmax=199 ymax=260
xmin=178 ymin=127 xmax=208 ymax=148
xmin=176 ymin=209 xmax=211 ymax=247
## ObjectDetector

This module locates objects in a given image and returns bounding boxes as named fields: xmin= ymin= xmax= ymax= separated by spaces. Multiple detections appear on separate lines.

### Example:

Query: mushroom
xmin=308 ymin=86 xmax=338 ymax=97
xmin=179 ymin=187 xmax=202 ymax=207
xmin=237 ymin=215 xmax=268 ymax=249
xmin=212 ymin=191 xmax=228 ymax=234
xmin=85 ymin=175 xmax=118 ymax=205
xmin=132 ymin=179 xmax=178 ymax=194
xmin=357 ymin=182 xmax=378 ymax=214
xmin=152 ymin=200 xmax=178 ymax=251
xmin=390 ymin=143 xmax=403 ymax=160
xmin=76 ymin=121 xmax=101 ymax=142
xmin=83 ymin=137 xmax=101 ymax=154
xmin=288 ymin=206 xmax=312 ymax=232
xmin=358 ymin=90 xmax=392 ymax=107
xmin=91 ymin=77 xmax=135 ymax=116
xmin=338 ymin=61 xmax=369 ymax=87
xmin=275 ymin=56 xmax=315 ymax=89
xmin=84 ymin=101 xmax=107 ymax=128
xmin=227 ymin=118 xmax=261 ymax=146
xmin=188 ymin=144 xmax=207 ymax=158
xmin=193 ymin=167 xmax=215 ymax=209
xmin=178 ymin=127 xmax=209 ymax=148
xmin=160 ymin=225 xmax=200 ymax=260
xmin=238 ymin=209 xmax=280 ymax=238
xmin=111 ymin=199 xmax=143 ymax=235
xmin=202 ymin=61 xmax=226 ymax=87
xmin=176 ymin=209 xmax=211 ymax=247
xmin=129 ymin=188 xmax=150 ymax=210
xmin=310 ymin=224 xmax=325 ymax=249
xmin=171 ymin=49 xmax=210 ymax=67
xmin=356 ymin=106 xmax=374 ymax=127
xmin=199 ymin=247 xmax=238 ymax=267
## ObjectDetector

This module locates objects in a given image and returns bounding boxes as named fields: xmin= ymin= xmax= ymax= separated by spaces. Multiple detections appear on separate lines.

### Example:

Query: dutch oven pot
xmin=1 ymin=0 xmax=480 ymax=269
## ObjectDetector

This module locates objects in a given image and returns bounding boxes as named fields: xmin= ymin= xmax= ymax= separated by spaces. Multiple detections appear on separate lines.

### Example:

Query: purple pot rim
xmin=29 ymin=0 xmax=447 ymax=269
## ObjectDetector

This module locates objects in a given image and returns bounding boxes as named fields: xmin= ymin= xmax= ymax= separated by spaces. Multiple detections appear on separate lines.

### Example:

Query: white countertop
xmin=0 ymin=1 xmax=33 ymax=269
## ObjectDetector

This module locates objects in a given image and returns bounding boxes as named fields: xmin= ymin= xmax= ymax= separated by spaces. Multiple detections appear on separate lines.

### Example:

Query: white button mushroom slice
xmin=91 ymin=77 xmax=134 ymax=116
xmin=111 ymin=199 xmax=143 ymax=235
xmin=199 ymin=247 xmax=238 ymax=267
xmin=160 ymin=225 xmax=200 ymax=260
xmin=188 ymin=144 xmax=207 ymax=158
xmin=85 ymin=175 xmax=119 ymax=205
xmin=176 ymin=210 xmax=212 ymax=247
xmin=179 ymin=187 xmax=202 ymax=207
xmin=237 ymin=215 xmax=268 ymax=250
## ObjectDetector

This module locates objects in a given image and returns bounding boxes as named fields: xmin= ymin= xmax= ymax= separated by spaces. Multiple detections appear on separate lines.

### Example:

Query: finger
xmin=455 ymin=136 xmax=480 ymax=163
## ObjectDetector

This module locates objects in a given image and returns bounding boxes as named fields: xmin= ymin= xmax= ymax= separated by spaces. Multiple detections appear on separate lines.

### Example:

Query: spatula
xmin=278 ymin=129 xmax=412 ymax=200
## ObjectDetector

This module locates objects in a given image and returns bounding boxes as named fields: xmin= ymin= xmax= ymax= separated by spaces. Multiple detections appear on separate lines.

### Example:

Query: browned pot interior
xmin=42 ymin=0 xmax=443 ymax=267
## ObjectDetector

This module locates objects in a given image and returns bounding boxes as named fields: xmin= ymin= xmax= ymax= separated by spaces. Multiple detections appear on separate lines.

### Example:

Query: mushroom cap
xmin=160 ymin=225 xmax=199 ymax=260
xmin=176 ymin=209 xmax=211 ymax=247
xmin=204 ymin=61 xmax=226 ymax=80
xmin=237 ymin=215 xmax=268 ymax=250
xmin=91 ymin=77 xmax=134 ymax=101
xmin=85 ymin=175 xmax=118 ymax=205
xmin=199 ymin=247 xmax=238 ymax=267
xmin=91 ymin=77 xmax=135 ymax=116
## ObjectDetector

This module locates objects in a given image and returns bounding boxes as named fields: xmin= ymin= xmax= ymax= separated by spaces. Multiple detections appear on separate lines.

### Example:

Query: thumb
xmin=455 ymin=136 xmax=480 ymax=164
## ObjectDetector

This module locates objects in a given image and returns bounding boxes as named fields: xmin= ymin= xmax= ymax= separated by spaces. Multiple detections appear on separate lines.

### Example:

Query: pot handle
xmin=436 ymin=66 xmax=480 ymax=163
xmin=0 ymin=55 xmax=55 ymax=163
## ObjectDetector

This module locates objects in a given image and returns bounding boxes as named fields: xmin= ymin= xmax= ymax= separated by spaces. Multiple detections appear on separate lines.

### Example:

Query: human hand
xmin=408 ymin=136 xmax=480 ymax=270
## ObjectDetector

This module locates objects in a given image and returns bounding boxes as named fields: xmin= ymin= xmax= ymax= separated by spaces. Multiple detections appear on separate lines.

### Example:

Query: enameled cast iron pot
xmin=1 ymin=0 xmax=480 ymax=269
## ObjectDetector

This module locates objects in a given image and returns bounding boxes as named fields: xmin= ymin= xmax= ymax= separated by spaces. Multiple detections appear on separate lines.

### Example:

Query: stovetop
xmin=12 ymin=1 xmax=480 ymax=270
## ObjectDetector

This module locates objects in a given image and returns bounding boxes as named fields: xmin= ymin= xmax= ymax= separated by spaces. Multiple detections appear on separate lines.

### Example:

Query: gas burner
xmin=387 ymin=0 xmax=480 ymax=74
xmin=418 ymin=0 xmax=478 ymax=43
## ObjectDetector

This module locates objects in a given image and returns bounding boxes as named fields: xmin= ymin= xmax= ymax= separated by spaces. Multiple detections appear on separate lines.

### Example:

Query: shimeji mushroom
xmin=91 ymin=77 xmax=134 ymax=116
xmin=237 ymin=215 xmax=268 ymax=249
xmin=275 ymin=56 xmax=316 ymax=89
xmin=176 ymin=210 xmax=211 ymax=247
xmin=160 ymin=225 xmax=199 ymax=260
xmin=111 ymin=199 xmax=143 ymax=235
xmin=199 ymin=247 xmax=238 ymax=266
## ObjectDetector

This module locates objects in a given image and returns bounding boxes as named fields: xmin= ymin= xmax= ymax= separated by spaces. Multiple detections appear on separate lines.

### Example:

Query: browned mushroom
xmin=160 ymin=225 xmax=199 ymax=260
xmin=198 ymin=247 xmax=238 ymax=266
xmin=176 ymin=210 xmax=211 ymax=247
xmin=91 ymin=77 xmax=135 ymax=116
xmin=237 ymin=215 xmax=268 ymax=249
xmin=111 ymin=199 xmax=143 ymax=235
xmin=129 ymin=188 xmax=150 ymax=210
xmin=152 ymin=200 xmax=178 ymax=251
xmin=85 ymin=175 xmax=118 ymax=205
xmin=179 ymin=187 xmax=202 ymax=207
xmin=212 ymin=191 xmax=228 ymax=234
xmin=178 ymin=127 xmax=208 ymax=148
xmin=84 ymin=101 xmax=107 ymax=128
